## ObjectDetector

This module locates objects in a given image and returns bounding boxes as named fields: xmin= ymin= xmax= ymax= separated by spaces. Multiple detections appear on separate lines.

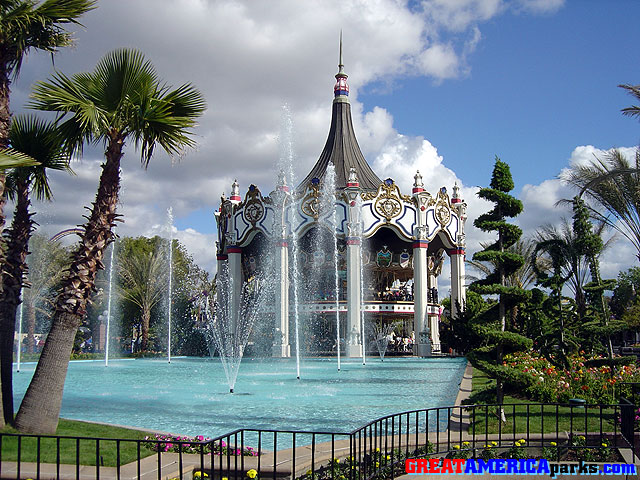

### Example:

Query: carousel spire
xmin=334 ymin=31 xmax=349 ymax=98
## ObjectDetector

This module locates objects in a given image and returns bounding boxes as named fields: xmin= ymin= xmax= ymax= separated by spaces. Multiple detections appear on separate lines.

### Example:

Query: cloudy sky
xmin=8 ymin=0 xmax=640 ymax=287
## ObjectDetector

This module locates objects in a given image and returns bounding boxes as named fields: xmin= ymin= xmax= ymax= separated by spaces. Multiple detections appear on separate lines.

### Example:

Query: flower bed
xmin=502 ymin=352 xmax=640 ymax=404
xmin=142 ymin=434 xmax=258 ymax=456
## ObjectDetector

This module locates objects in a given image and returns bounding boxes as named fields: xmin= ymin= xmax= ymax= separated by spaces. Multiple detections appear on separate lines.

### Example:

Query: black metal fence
xmin=0 ymin=401 xmax=637 ymax=479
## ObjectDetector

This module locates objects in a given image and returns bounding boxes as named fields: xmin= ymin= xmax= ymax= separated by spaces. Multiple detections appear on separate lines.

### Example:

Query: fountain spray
xmin=167 ymin=207 xmax=174 ymax=364
xmin=280 ymin=104 xmax=302 ymax=380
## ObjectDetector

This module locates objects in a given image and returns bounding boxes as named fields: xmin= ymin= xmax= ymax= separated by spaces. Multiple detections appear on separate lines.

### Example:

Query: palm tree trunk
xmin=141 ymin=308 xmax=151 ymax=352
xmin=15 ymin=137 xmax=123 ymax=434
xmin=0 ymin=179 xmax=32 ymax=425
xmin=0 ymin=53 xmax=12 ymax=430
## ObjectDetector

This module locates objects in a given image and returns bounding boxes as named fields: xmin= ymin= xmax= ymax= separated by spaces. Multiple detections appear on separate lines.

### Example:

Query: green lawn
xmin=0 ymin=419 xmax=156 ymax=467
xmin=466 ymin=368 xmax=618 ymax=436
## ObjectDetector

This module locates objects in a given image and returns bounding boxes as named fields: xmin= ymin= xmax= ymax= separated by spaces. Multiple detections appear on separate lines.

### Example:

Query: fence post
xmin=620 ymin=396 xmax=635 ymax=458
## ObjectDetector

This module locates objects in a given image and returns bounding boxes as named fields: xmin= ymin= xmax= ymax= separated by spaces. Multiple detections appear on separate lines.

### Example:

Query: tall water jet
xmin=319 ymin=164 xmax=341 ymax=371
xmin=279 ymin=104 xmax=302 ymax=379
xmin=105 ymin=241 xmax=116 ymax=367
xmin=357 ymin=193 xmax=366 ymax=365
xmin=167 ymin=207 xmax=174 ymax=364
xmin=203 ymin=262 xmax=272 ymax=393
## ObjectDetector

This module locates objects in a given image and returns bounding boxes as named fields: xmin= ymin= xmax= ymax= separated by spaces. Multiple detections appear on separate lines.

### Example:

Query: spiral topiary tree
xmin=572 ymin=196 xmax=618 ymax=358
xmin=468 ymin=157 xmax=532 ymax=409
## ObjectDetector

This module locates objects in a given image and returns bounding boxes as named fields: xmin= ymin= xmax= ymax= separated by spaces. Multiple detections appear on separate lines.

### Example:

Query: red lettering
xmin=418 ymin=459 xmax=429 ymax=473
xmin=441 ymin=458 xmax=454 ymax=474
xmin=405 ymin=459 xmax=417 ymax=473
xmin=428 ymin=458 xmax=440 ymax=473
xmin=452 ymin=459 xmax=465 ymax=473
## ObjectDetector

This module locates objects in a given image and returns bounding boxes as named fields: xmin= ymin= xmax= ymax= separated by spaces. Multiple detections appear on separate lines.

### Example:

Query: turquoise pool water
xmin=13 ymin=357 xmax=466 ymax=438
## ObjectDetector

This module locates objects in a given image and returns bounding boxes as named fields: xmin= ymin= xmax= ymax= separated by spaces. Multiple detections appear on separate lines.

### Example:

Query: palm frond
xmin=6 ymin=114 xmax=73 ymax=201
xmin=0 ymin=148 xmax=39 ymax=170
xmin=1 ymin=0 xmax=96 ymax=77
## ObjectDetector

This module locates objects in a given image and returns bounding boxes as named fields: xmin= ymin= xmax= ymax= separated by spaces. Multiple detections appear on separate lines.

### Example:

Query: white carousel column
xmin=449 ymin=247 xmax=466 ymax=318
xmin=273 ymin=239 xmax=291 ymax=357
xmin=413 ymin=238 xmax=431 ymax=357
xmin=427 ymin=263 xmax=440 ymax=352
xmin=227 ymin=246 xmax=243 ymax=336
xmin=346 ymin=236 xmax=362 ymax=357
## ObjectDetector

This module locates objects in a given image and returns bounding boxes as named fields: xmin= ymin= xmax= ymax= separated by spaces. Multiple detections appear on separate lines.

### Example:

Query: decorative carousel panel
xmin=425 ymin=208 xmax=439 ymax=241
xmin=292 ymin=201 xmax=313 ymax=235
xmin=233 ymin=210 xmax=251 ymax=244
xmin=394 ymin=204 xmax=417 ymax=240
xmin=258 ymin=205 xmax=276 ymax=237
xmin=362 ymin=200 xmax=382 ymax=236
xmin=336 ymin=201 xmax=347 ymax=236
xmin=445 ymin=214 xmax=460 ymax=245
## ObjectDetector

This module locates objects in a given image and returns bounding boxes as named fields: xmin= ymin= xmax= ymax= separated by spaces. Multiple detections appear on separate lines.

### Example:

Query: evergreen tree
xmin=468 ymin=157 xmax=532 ymax=408
xmin=572 ymin=197 xmax=618 ymax=357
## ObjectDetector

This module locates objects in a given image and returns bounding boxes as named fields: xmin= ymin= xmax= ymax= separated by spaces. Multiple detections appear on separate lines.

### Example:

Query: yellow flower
xmin=375 ymin=447 xmax=380 ymax=452
xmin=462 ymin=441 xmax=470 ymax=446
xmin=334 ymin=458 xmax=340 ymax=463
xmin=246 ymin=469 xmax=258 ymax=479
xmin=602 ymin=442 xmax=608 ymax=447
xmin=306 ymin=470 xmax=312 ymax=476
xmin=375 ymin=462 xmax=379 ymax=468
xmin=519 ymin=439 xmax=526 ymax=444
xmin=193 ymin=473 xmax=209 ymax=479
xmin=491 ymin=441 xmax=498 ymax=446
xmin=550 ymin=441 xmax=557 ymax=447
xmin=453 ymin=445 xmax=461 ymax=450
xmin=579 ymin=436 xmax=585 ymax=441
xmin=386 ymin=455 xmax=391 ymax=460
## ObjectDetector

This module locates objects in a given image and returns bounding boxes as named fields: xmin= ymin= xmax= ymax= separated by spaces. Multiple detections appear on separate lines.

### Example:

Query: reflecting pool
xmin=13 ymin=357 xmax=466 ymax=438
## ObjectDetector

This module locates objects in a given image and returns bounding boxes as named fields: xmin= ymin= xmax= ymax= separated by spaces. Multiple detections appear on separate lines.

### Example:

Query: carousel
xmin=215 ymin=46 xmax=467 ymax=357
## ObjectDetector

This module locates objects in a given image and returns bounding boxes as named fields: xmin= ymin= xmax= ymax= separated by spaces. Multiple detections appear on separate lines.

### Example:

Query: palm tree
xmin=0 ymin=0 xmax=93 ymax=428
xmin=0 ymin=0 xmax=95 ymax=260
xmin=0 ymin=115 xmax=70 ymax=425
xmin=14 ymin=48 xmax=206 ymax=433
xmin=118 ymin=247 xmax=168 ymax=352
xmin=467 ymin=238 xmax=540 ymax=290
xmin=562 ymin=149 xmax=640 ymax=261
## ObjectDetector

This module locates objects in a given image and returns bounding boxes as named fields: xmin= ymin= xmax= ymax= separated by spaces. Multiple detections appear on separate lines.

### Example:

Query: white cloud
xmin=9 ymin=0 xmax=566 ymax=275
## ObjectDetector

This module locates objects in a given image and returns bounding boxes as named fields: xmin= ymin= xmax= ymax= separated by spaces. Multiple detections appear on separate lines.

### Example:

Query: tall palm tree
xmin=0 ymin=0 xmax=95 ymax=262
xmin=0 ymin=115 xmax=70 ymax=425
xmin=118 ymin=247 xmax=168 ymax=352
xmin=0 ymin=0 xmax=93 ymax=428
xmin=562 ymin=149 xmax=640 ymax=261
xmin=14 ymin=48 xmax=206 ymax=433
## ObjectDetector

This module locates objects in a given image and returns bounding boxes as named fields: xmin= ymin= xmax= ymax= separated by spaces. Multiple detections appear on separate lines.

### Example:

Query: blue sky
xmin=13 ymin=0 xmax=640 ymax=278
xmin=361 ymin=1 xmax=640 ymax=191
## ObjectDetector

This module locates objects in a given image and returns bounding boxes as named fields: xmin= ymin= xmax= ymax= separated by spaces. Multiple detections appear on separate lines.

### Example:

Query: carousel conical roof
xmin=298 ymin=41 xmax=381 ymax=191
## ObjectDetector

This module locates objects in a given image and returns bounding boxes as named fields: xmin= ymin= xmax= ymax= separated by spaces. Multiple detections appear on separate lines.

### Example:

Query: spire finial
xmin=339 ymin=30 xmax=344 ymax=74
xmin=334 ymin=31 xmax=349 ymax=97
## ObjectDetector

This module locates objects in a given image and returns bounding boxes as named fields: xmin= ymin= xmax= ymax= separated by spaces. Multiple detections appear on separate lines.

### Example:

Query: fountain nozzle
xmin=230 ymin=388 xmax=234 ymax=393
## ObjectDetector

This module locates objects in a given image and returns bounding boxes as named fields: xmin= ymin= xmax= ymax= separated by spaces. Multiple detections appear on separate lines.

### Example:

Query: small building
xmin=215 ymin=46 xmax=467 ymax=357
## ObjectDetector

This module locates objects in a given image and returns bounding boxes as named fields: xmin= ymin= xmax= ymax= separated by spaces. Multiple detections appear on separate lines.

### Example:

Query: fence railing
xmin=0 ymin=401 xmax=637 ymax=480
